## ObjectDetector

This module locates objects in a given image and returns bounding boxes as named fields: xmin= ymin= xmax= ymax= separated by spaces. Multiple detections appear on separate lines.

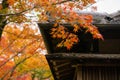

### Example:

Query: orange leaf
xmin=7 ymin=0 xmax=15 ymax=5
xmin=53 ymin=23 xmax=58 ymax=27
xmin=73 ymin=24 xmax=79 ymax=32
xmin=69 ymin=2 xmax=74 ymax=7
xmin=0 ymin=5 xmax=2 ymax=10
xmin=0 ymin=36 xmax=8 ymax=48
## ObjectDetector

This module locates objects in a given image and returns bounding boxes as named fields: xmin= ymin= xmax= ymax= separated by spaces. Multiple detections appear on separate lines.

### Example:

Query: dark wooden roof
xmin=38 ymin=23 xmax=120 ymax=80
xmin=46 ymin=53 xmax=120 ymax=63
xmin=46 ymin=53 xmax=120 ymax=80
xmin=38 ymin=23 xmax=120 ymax=54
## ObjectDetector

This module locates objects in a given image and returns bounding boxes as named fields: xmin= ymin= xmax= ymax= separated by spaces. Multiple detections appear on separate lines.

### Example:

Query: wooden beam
xmin=46 ymin=53 xmax=120 ymax=59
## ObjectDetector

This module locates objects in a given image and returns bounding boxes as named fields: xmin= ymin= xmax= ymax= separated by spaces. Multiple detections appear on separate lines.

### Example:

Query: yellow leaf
xmin=69 ymin=2 xmax=74 ymax=7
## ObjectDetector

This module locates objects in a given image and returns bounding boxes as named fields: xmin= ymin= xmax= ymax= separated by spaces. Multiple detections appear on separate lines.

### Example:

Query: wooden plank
xmin=75 ymin=64 xmax=120 ymax=67
xmin=79 ymin=66 xmax=120 ymax=80
xmin=55 ymin=68 xmax=73 ymax=75
xmin=56 ymin=70 xmax=74 ymax=79
xmin=50 ymin=60 xmax=70 ymax=65
xmin=53 ymin=62 xmax=71 ymax=68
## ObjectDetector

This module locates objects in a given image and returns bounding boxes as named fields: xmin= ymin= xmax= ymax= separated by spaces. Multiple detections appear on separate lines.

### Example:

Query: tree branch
xmin=1 ymin=55 xmax=32 ymax=80
xmin=0 ymin=6 xmax=36 ymax=16
xmin=54 ymin=0 xmax=73 ymax=5
xmin=0 ymin=38 xmax=41 ymax=68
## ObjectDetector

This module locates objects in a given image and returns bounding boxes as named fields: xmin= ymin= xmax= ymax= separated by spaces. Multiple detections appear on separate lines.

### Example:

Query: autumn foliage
xmin=0 ymin=23 xmax=52 ymax=80
xmin=0 ymin=0 xmax=103 ymax=79
xmin=0 ymin=0 xmax=103 ymax=50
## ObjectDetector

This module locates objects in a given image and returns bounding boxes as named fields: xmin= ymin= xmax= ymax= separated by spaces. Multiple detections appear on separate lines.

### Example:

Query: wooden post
xmin=73 ymin=65 xmax=83 ymax=80
xmin=77 ymin=66 xmax=82 ymax=80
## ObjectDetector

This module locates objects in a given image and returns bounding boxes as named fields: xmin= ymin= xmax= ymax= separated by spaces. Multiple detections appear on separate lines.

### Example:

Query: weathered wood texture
xmin=77 ymin=66 xmax=120 ymax=80
xmin=39 ymin=23 xmax=120 ymax=80
xmin=46 ymin=53 xmax=120 ymax=60
xmin=46 ymin=53 xmax=120 ymax=80
xmin=47 ymin=59 xmax=75 ymax=80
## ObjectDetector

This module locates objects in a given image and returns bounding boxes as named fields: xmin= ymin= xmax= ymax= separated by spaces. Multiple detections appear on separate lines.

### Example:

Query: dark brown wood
xmin=46 ymin=53 xmax=120 ymax=80
xmin=47 ymin=59 xmax=75 ymax=80
xmin=46 ymin=53 xmax=120 ymax=60
xmin=38 ymin=23 xmax=120 ymax=54
xmin=39 ymin=23 xmax=120 ymax=80
xmin=76 ymin=66 xmax=82 ymax=80
xmin=77 ymin=66 xmax=120 ymax=80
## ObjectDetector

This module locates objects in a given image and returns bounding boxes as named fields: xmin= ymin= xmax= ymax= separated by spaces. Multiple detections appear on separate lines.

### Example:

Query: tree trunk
xmin=0 ymin=0 xmax=8 ymax=37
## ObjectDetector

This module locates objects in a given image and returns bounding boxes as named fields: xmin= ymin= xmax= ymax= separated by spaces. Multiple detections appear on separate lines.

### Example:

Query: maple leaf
xmin=0 ymin=36 xmax=9 ymax=48
xmin=7 ymin=0 xmax=15 ymax=6
xmin=64 ymin=41 xmax=72 ymax=50
xmin=16 ymin=73 xmax=32 ymax=80
xmin=53 ymin=23 xmax=58 ymax=27
xmin=73 ymin=24 xmax=80 ymax=32
xmin=0 ymin=5 xmax=2 ymax=10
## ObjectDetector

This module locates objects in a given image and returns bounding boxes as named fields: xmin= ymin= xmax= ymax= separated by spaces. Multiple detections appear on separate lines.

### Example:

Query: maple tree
xmin=0 ymin=0 xmax=103 ymax=80
xmin=0 ymin=0 xmax=103 ymax=49
xmin=0 ymin=23 xmax=53 ymax=80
